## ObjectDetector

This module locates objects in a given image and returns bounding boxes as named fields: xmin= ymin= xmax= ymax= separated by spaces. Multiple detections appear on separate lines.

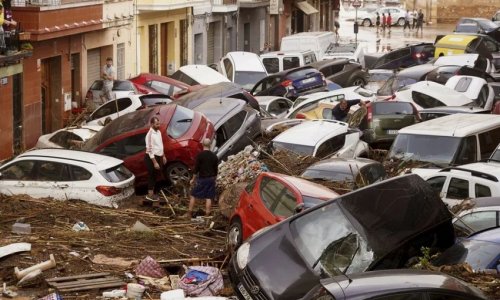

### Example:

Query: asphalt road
xmin=337 ymin=20 xmax=455 ymax=53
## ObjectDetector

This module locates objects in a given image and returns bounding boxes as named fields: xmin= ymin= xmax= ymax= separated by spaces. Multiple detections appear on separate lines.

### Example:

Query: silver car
xmin=361 ymin=7 xmax=407 ymax=27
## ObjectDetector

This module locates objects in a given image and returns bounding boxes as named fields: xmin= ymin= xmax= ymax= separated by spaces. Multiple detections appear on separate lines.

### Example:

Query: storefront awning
xmin=295 ymin=1 xmax=319 ymax=15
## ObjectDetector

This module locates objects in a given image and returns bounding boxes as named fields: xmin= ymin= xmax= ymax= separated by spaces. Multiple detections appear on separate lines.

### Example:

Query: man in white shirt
xmin=144 ymin=117 xmax=167 ymax=201
xmin=100 ymin=57 xmax=116 ymax=103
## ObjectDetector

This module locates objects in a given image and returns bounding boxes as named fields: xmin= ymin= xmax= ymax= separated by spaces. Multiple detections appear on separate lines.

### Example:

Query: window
xmin=455 ymin=136 xmax=477 ymax=165
xmin=100 ymin=164 xmax=134 ymax=183
xmin=167 ymin=106 xmax=194 ymax=139
xmin=99 ymin=133 xmax=147 ymax=159
xmin=262 ymin=58 xmax=279 ymax=74
xmin=245 ymin=178 xmax=257 ymax=194
xmin=268 ymin=99 xmax=291 ymax=115
xmin=412 ymin=91 xmax=445 ymax=108
xmin=70 ymin=165 xmax=92 ymax=181
xmin=223 ymin=58 xmax=234 ymax=82
xmin=454 ymin=77 xmax=472 ymax=93
xmin=1 ymin=160 xmax=35 ymax=180
xmin=429 ymin=293 xmax=474 ymax=300
xmin=369 ymin=293 xmax=423 ymax=300
xmin=35 ymin=161 xmax=70 ymax=182
xmin=447 ymin=177 xmax=469 ymax=199
xmin=283 ymin=57 xmax=300 ymax=70
xmin=273 ymin=187 xmax=297 ymax=217
xmin=148 ymin=81 xmax=174 ymax=95
xmin=259 ymin=177 xmax=284 ymax=211
xmin=426 ymin=176 xmax=447 ymax=195
xmin=456 ymin=211 xmax=497 ymax=233
xmin=224 ymin=111 xmax=246 ymax=139
xmin=360 ymin=164 xmax=387 ymax=185
xmin=315 ymin=134 xmax=346 ymax=158
xmin=373 ymin=102 xmax=414 ymax=115
xmin=320 ymin=64 xmax=344 ymax=77
xmin=475 ymin=183 xmax=492 ymax=197
xmin=478 ymin=127 xmax=500 ymax=159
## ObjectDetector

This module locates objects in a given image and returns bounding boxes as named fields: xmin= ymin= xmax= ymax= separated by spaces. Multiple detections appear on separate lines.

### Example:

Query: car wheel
xmin=397 ymin=18 xmax=405 ymax=26
xmin=362 ymin=19 xmax=372 ymax=27
xmin=165 ymin=162 xmax=191 ymax=185
xmin=227 ymin=218 xmax=243 ymax=251
xmin=349 ymin=77 xmax=366 ymax=87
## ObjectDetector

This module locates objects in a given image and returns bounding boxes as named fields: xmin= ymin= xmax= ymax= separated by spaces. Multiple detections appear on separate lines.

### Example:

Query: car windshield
xmin=273 ymin=141 xmax=315 ymax=156
xmin=433 ymin=240 xmax=500 ymax=271
xmin=302 ymin=169 xmax=354 ymax=182
xmin=490 ymin=147 xmax=500 ymax=162
xmin=291 ymin=201 xmax=374 ymax=276
xmin=373 ymin=102 xmax=414 ymax=115
xmin=113 ymin=81 xmax=135 ymax=91
xmin=388 ymin=134 xmax=462 ymax=166
xmin=377 ymin=76 xmax=417 ymax=96
xmin=234 ymin=71 xmax=268 ymax=90
xmin=167 ymin=106 xmax=194 ymax=139
xmin=326 ymin=43 xmax=357 ymax=54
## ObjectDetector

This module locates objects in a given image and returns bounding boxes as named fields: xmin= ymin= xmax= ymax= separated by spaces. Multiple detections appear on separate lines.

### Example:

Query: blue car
xmin=250 ymin=66 xmax=326 ymax=100
xmin=433 ymin=227 xmax=500 ymax=272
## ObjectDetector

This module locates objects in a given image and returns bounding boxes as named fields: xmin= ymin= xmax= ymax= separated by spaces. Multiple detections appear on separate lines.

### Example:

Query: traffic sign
xmin=352 ymin=0 xmax=361 ymax=8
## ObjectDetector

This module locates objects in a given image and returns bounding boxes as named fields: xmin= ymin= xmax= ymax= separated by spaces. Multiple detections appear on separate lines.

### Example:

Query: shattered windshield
xmin=290 ymin=201 xmax=374 ymax=276
xmin=388 ymin=134 xmax=462 ymax=167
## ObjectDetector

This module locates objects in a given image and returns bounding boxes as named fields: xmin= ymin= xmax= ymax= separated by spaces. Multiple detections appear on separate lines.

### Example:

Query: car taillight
xmin=281 ymin=80 xmax=293 ymax=87
xmin=367 ymin=105 xmax=373 ymax=122
xmin=295 ymin=113 xmax=307 ymax=119
xmin=96 ymin=186 xmax=122 ymax=196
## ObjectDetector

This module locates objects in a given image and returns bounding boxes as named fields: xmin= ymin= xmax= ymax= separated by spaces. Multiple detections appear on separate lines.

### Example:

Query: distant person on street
xmin=403 ymin=10 xmax=411 ymax=31
xmin=416 ymin=9 xmax=424 ymax=34
xmin=376 ymin=12 xmax=380 ymax=32
xmin=101 ymin=57 xmax=115 ymax=103
xmin=331 ymin=99 xmax=366 ymax=122
xmin=334 ymin=17 xmax=340 ymax=40
xmin=185 ymin=138 xmax=218 ymax=219
xmin=412 ymin=9 xmax=418 ymax=29
xmin=387 ymin=13 xmax=392 ymax=33
xmin=144 ymin=116 xmax=167 ymax=202
xmin=381 ymin=13 xmax=386 ymax=31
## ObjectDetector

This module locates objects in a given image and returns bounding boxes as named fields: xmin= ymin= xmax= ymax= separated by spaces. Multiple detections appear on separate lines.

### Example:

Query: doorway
xmin=243 ymin=23 xmax=250 ymax=52
xmin=41 ymin=57 xmax=62 ymax=134
xmin=13 ymin=73 xmax=23 ymax=154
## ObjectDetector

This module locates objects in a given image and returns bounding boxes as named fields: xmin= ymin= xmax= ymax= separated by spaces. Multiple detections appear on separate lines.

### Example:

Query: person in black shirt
xmin=331 ymin=99 xmax=366 ymax=122
xmin=184 ymin=138 xmax=218 ymax=218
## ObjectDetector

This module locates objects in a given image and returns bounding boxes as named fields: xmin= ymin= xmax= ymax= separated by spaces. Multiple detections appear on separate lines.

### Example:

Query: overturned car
xmin=229 ymin=174 xmax=455 ymax=300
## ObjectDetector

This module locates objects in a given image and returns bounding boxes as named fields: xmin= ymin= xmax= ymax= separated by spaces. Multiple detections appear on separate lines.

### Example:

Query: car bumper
xmin=228 ymin=256 xmax=269 ymax=300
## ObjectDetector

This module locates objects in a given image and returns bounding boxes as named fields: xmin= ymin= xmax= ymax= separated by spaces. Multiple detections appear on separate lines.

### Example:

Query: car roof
xmin=310 ymin=58 xmax=350 ymax=68
xmin=225 ymin=52 xmax=266 ymax=72
xmin=460 ymin=197 xmax=500 ymax=209
xmin=274 ymin=65 xmax=318 ymax=77
xmin=304 ymin=157 xmax=380 ymax=173
xmin=323 ymin=269 xmax=484 ymax=299
xmin=469 ymin=227 xmax=500 ymax=244
xmin=17 ymin=149 xmax=123 ymax=170
xmin=265 ymin=172 xmax=339 ymax=198
xmin=192 ymin=98 xmax=246 ymax=126
xmin=176 ymin=82 xmax=246 ymax=106
xmin=419 ymin=106 xmax=491 ymax=114
xmin=399 ymin=113 xmax=500 ymax=137
xmin=434 ymin=54 xmax=480 ymax=67
xmin=396 ymin=81 xmax=472 ymax=106
xmin=178 ymin=65 xmax=230 ymax=85
xmin=435 ymin=34 xmax=479 ymax=47
xmin=273 ymin=120 xmax=348 ymax=147
xmin=450 ymin=162 xmax=500 ymax=178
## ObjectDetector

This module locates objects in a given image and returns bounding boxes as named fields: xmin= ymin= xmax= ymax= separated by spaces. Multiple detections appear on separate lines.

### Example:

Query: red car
xmin=227 ymin=172 xmax=339 ymax=249
xmin=82 ymin=104 xmax=215 ymax=187
xmin=129 ymin=73 xmax=191 ymax=97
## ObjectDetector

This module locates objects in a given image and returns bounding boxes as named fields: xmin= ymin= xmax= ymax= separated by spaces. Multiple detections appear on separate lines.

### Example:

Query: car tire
xmin=227 ymin=218 xmax=243 ymax=251
xmin=349 ymin=77 xmax=366 ymax=87
xmin=397 ymin=18 xmax=405 ymax=26
xmin=362 ymin=19 xmax=372 ymax=27
xmin=165 ymin=162 xmax=191 ymax=186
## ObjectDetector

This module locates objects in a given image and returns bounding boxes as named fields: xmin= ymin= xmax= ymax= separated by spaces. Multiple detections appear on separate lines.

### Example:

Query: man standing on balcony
xmin=0 ymin=2 xmax=6 ymax=55
xmin=100 ymin=57 xmax=116 ymax=103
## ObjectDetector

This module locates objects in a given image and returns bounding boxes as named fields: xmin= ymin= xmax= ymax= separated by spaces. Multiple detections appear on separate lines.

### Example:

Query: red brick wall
xmin=0 ymin=78 xmax=14 ymax=160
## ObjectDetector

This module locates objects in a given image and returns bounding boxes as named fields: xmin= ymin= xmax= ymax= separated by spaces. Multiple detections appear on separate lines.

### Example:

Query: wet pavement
xmin=337 ymin=20 xmax=455 ymax=53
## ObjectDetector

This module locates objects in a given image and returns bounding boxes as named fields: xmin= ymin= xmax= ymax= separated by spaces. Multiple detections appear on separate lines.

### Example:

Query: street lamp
xmin=352 ymin=0 xmax=361 ymax=44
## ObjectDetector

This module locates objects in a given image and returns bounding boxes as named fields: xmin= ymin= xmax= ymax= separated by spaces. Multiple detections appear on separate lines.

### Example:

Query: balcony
xmin=136 ymin=0 xmax=207 ymax=12
xmin=238 ymin=0 xmax=268 ymax=8
xmin=211 ymin=0 xmax=237 ymax=13
xmin=0 ymin=30 xmax=33 ymax=68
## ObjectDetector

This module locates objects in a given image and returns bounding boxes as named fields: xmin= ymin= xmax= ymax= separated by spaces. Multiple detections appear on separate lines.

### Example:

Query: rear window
xmin=372 ymin=102 xmax=414 ymax=115
xmin=167 ymin=106 xmax=194 ymax=138
xmin=412 ymin=91 xmax=445 ymax=108
xmin=100 ymin=164 xmax=134 ymax=183
xmin=113 ymin=81 xmax=135 ymax=91
xmin=454 ymin=77 xmax=473 ymax=92
xmin=287 ymin=68 xmax=319 ymax=80
xmin=284 ymin=57 xmax=300 ymax=70
xmin=273 ymin=141 xmax=314 ymax=156
xmin=262 ymin=58 xmax=279 ymax=74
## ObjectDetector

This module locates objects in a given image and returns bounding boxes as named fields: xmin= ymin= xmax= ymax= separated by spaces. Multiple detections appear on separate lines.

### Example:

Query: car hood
xmin=243 ymin=174 xmax=454 ymax=300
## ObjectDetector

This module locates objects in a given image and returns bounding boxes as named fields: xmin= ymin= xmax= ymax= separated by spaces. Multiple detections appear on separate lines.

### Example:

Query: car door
xmin=88 ymin=97 xmax=134 ymax=125
xmin=98 ymin=133 xmax=148 ymax=179
xmin=442 ymin=176 xmax=473 ymax=204
xmin=30 ymin=160 xmax=72 ymax=200
xmin=0 ymin=160 xmax=36 ymax=197
xmin=251 ymin=76 xmax=282 ymax=96
xmin=64 ymin=164 xmax=98 ymax=203
xmin=217 ymin=110 xmax=248 ymax=159
xmin=426 ymin=175 xmax=449 ymax=197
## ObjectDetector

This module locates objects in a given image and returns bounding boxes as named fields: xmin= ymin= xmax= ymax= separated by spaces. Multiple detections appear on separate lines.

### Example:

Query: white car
xmin=424 ymin=163 xmax=500 ymax=207
xmin=170 ymin=65 xmax=230 ymax=86
xmin=322 ymin=41 xmax=368 ymax=65
xmin=0 ymin=149 xmax=135 ymax=207
xmin=287 ymin=86 xmax=377 ymax=119
xmin=85 ymin=80 xmax=138 ymax=109
xmin=86 ymin=94 xmax=172 ymax=126
xmin=272 ymin=119 xmax=369 ymax=158
xmin=219 ymin=51 xmax=268 ymax=91
xmin=35 ymin=125 xmax=103 ymax=149
xmin=445 ymin=75 xmax=495 ymax=110
xmin=255 ymin=96 xmax=293 ymax=118
xmin=394 ymin=81 xmax=474 ymax=111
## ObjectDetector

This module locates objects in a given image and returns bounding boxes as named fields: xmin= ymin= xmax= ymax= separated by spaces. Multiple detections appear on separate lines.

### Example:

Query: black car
xmin=175 ymin=82 xmax=260 ymax=111
xmin=302 ymin=269 xmax=486 ymax=300
xmin=309 ymin=58 xmax=369 ymax=87
xmin=364 ymin=43 xmax=435 ymax=70
xmin=455 ymin=18 xmax=500 ymax=43
xmin=250 ymin=66 xmax=326 ymax=100
xmin=229 ymin=174 xmax=455 ymax=300
xmin=425 ymin=65 xmax=497 ymax=84
xmin=192 ymin=98 xmax=261 ymax=160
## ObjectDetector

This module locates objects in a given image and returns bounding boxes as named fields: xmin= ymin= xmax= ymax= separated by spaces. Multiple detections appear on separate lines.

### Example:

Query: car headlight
xmin=236 ymin=242 xmax=250 ymax=270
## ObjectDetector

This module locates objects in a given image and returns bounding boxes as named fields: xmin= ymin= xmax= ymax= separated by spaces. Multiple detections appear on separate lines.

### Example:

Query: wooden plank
xmin=57 ymin=281 xmax=125 ymax=292
xmin=51 ymin=278 xmax=122 ymax=289
xmin=46 ymin=272 xmax=110 ymax=282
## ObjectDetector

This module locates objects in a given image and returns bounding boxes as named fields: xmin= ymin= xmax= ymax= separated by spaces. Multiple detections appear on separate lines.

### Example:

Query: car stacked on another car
xmin=82 ymin=104 xmax=215 ymax=186
xmin=309 ymin=58 xmax=369 ymax=87
xmin=364 ymin=43 xmax=435 ymax=70
xmin=0 ymin=149 xmax=135 ymax=207
xmin=255 ymin=96 xmax=293 ymax=118
xmin=454 ymin=17 xmax=500 ymax=42
xmin=218 ymin=51 xmax=268 ymax=91
xmin=85 ymin=80 xmax=138 ymax=109
xmin=129 ymin=73 xmax=191 ymax=97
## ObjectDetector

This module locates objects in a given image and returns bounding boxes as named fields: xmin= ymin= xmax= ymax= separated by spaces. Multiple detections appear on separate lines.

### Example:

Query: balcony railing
xmin=12 ymin=0 xmax=100 ymax=6
xmin=0 ymin=28 xmax=33 ymax=67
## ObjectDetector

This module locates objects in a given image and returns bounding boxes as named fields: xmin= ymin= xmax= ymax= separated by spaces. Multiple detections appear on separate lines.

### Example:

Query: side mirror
xmin=294 ymin=203 xmax=305 ymax=214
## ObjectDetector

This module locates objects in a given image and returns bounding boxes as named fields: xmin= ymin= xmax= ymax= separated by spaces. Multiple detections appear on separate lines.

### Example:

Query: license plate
xmin=386 ymin=129 xmax=399 ymax=135
xmin=238 ymin=284 xmax=253 ymax=300
xmin=301 ymin=77 xmax=316 ymax=84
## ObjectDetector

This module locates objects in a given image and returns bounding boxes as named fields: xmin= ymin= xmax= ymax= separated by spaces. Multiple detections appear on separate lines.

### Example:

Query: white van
xmin=260 ymin=50 xmax=317 ymax=74
xmin=387 ymin=114 xmax=500 ymax=170
xmin=280 ymin=32 xmax=335 ymax=60
xmin=170 ymin=65 xmax=230 ymax=86
xmin=219 ymin=52 xmax=268 ymax=91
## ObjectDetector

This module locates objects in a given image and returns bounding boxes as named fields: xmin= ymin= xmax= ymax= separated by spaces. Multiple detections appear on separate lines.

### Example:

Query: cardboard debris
xmin=217 ymin=145 xmax=268 ymax=190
